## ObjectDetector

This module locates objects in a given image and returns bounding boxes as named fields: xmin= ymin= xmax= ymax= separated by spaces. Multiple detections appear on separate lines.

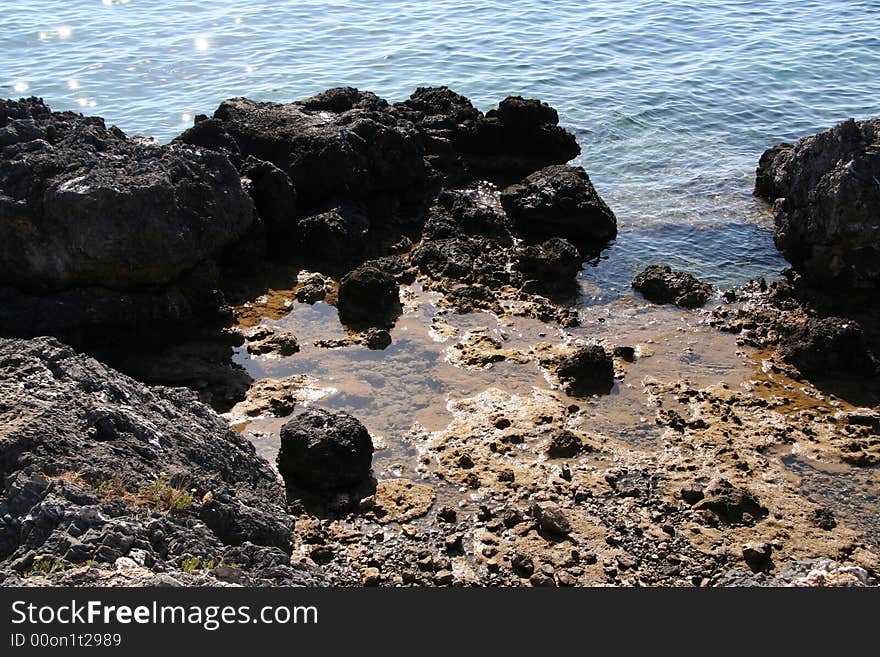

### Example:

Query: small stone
xmin=528 ymin=572 xmax=557 ymax=587
xmin=547 ymin=430 xmax=584 ymax=458
xmin=497 ymin=469 xmax=515 ymax=483
xmin=362 ymin=567 xmax=381 ymax=586
xmin=444 ymin=534 xmax=464 ymax=555
xmin=742 ymin=542 xmax=773 ymax=572
xmin=511 ymin=553 xmax=535 ymax=578
xmin=361 ymin=328 xmax=392 ymax=350
xmin=680 ymin=485 xmax=705 ymax=505
xmin=617 ymin=553 xmax=639 ymax=571
xmin=557 ymin=571 xmax=578 ymax=587
xmin=494 ymin=417 xmax=511 ymax=429
xmin=613 ymin=346 xmax=636 ymax=362
xmin=531 ymin=502 xmax=572 ymax=536
xmin=809 ymin=506 xmax=837 ymax=531
xmin=434 ymin=570 xmax=454 ymax=585
xmin=437 ymin=505 xmax=457 ymax=523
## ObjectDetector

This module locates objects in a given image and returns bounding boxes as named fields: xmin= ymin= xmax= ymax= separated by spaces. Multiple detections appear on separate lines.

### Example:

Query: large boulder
xmin=337 ymin=261 xmax=401 ymax=327
xmin=212 ymin=90 xmax=428 ymax=210
xmin=755 ymin=118 xmax=880 ymax=293
xmin=632 ymin=265 xmax=713 ymax=308
xmin=0 ymin=336 xmax=325 ymax=586
xmin=0 ymin=98 xmax=256 ymax=292
xmin=277 ymin=408 xmax=374 ymax=492
xmin=500 ymin=165 xmax=617 ymax=244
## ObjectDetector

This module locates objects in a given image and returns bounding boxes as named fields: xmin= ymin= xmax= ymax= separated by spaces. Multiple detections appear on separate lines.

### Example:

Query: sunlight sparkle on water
xmin=193 ymin=36 xmax=210 ymax=51
xmin=181 ymin=113 xmax=193 ymax=123
xmin=67 ymin=80 xmax=80 ymax=90
xmin=56 ymin=26 xmax=73 ymax=39
xmin=12 ymin=82 xmax=29 ymax=94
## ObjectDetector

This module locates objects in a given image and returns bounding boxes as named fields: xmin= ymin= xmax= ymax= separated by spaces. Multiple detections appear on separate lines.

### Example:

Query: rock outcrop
xmin=0 ymin=336 xmax=325 ymax=586
xmin=755 ymin=118 xmax=880 ymax=294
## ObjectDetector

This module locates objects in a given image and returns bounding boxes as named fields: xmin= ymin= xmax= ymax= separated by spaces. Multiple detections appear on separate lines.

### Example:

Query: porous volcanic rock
xmin=632 ymin=265 xmax=713 ymax=308
xmin=0 ymin=336 xmax=325 ymax=586
xmin=277 ymin=408 xmax=374 ymax=493
xmin=755 ymin=118 xmax=880 ymax=293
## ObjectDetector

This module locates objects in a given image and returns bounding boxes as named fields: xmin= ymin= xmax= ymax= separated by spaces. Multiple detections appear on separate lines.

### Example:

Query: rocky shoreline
xmin=1 ymin=89 xmax=877 ymax=586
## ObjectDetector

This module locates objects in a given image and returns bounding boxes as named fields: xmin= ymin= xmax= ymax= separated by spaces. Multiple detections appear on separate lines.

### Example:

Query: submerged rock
xmin=755 ymin=118 xmax=880 ymax=293
xmin=632 ymin=265 xmax=713 ymax=308
xmin=277 ymin=408 xmax=374 ymax=493
xmin=500 ymin=165 xmax=617 ymax=244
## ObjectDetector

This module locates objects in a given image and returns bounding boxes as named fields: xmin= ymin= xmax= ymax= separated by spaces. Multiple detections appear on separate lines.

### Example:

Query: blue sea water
xmin=3 ymin=0 xmax=880 ymax=292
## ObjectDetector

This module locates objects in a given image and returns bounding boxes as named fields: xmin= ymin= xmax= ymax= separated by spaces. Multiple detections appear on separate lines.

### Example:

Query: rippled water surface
xmin=4 ymin=1 xmax=880 ymax=288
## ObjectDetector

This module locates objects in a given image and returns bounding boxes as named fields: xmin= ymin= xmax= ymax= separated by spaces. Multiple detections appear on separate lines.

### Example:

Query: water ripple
xmin=2 ymin=0 xmax=878 ymax=288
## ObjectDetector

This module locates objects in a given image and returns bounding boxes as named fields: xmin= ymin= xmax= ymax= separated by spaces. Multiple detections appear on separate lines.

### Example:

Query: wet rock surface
xmin=0 ymin=337 xmax=325 ymax=586
xmin=277 ymin=408 xmax=375 ymax=493
xmin=633 ymin=265 xmax=713 ymax=308
xmin=500 ymin=165 xmax=617 ymax=244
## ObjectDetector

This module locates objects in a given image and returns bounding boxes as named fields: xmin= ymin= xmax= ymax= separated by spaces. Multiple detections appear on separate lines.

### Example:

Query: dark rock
xmin=337 ymin=262 xmax=401 ymax=327
xmin=0 ymin=336 xmax=323 ymax=585
xmin=173 ymin=117 xmax=242 ymax=166
xmin=554 ymin=346 xmax=614 ymax=396
xmin=694 ymin=479 xmax=767 ymax=524
xmin=424 ymin=190 xmax=513 ymax=244
xmin=809 ymin=507 xmax=837 ymax=531
xmin=632 ymin=265 xmax=713 ymax=308
xmin=755 ymin=118 xmax=880 ymax=293
xmin=297 ymin=203 xmax=370 ymax=271
xmin=361 ymin=328 xmax=392 ymax=350
xmin=531 ymin=502 xmax=571 ymax=536
xmin=277 ymin=408 xmax=374 ymax=492
xmin=500 ymin=165 xmax=617 ymax=243
xmin=0 ymin=98 xmax=255 ymax=293
xmin=680 ymin=486 xmax=705 ymax=505
xmin=212 ymin=92 xmax=427 ymax=210
xmin=411 ymin=237 xmax=487 ymax=282
xmin=547 ymin=431 xmax=584 ymax=458
xmin=777 ymin=316 xmax=878 ymax=378
xmin=742 ymin=542 xmax=773 ymax=572
xmin=512 ymin=238 xmax=582 ymax=284
xmin=613 ymin=346 xmax=636 ymax=362
xmin=395 ymin=88 xmax=579 ymax=180
xmin=511 ymin=552 xmax=535 ymax=578
xmin=528 ymin=572 xmax=557 ymax=587
xmin=436 ymin=506 xmax=457 ymax=523
xmin=295 ymin=272 xmax=333 ymax=304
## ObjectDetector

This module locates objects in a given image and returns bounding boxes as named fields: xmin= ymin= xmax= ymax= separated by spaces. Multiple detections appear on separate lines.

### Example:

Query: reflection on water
xmin=781 ymin=453 xmax=880 ymax=549
xmin=234 ymin=286 xmax=750 ymax=472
